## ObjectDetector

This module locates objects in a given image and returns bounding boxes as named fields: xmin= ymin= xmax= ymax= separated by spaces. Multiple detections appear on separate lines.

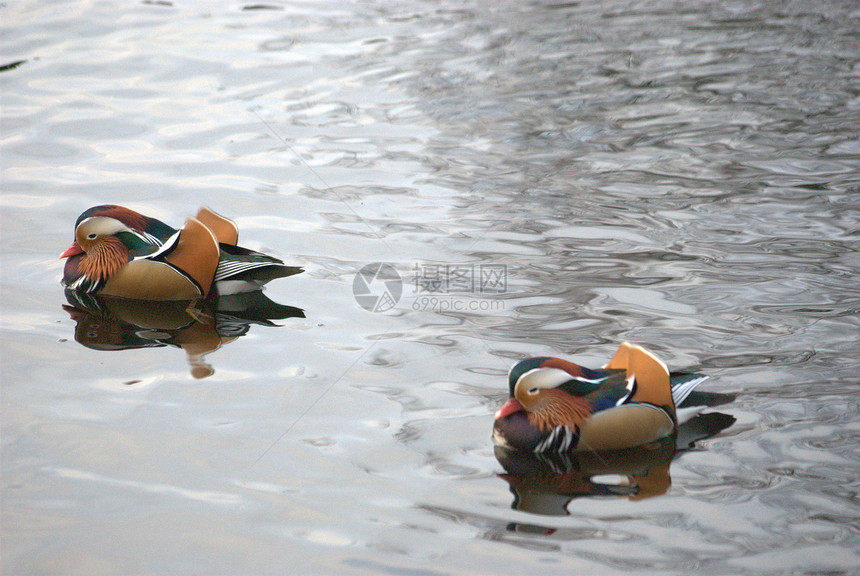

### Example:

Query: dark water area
xmin=2 ymin=1 xmax=858 ymax=574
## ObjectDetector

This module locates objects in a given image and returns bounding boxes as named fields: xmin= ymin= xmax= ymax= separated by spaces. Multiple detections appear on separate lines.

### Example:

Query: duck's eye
xmin=528 ymin=387 xmax=539 ymax=395
xmin=87 ymin=233 xmax=97 ymax=239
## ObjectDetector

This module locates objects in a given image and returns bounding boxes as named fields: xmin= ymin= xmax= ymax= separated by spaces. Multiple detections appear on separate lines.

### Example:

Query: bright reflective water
xmin=2 ymin=1 xmax=858 ymax=574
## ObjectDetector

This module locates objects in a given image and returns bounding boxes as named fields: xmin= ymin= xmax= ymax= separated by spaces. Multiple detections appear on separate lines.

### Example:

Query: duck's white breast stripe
xmin=534 ymin=425 xmax=575 ymax=453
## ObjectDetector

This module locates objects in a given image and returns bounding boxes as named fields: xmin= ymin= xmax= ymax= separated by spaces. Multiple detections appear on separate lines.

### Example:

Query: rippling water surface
xmin=2 ymin=1 xmax=858 ymax=574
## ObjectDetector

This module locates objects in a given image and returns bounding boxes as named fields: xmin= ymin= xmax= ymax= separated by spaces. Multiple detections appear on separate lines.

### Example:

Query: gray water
xmin=2 ymin=1 xmax=859 ymax=574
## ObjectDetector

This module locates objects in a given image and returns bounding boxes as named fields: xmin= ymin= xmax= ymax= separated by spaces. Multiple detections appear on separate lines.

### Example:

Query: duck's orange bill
xmin=495 ymin=397 xmax=525 ymax=420
xmin=60 ymin=242 xmax=84 ymax=258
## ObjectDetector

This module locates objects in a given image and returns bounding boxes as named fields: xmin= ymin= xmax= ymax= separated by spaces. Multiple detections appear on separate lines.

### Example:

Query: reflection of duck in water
xmin=492 ymin=343 xmax=734 ymax=529
xmin=61 ymin=205 xmax=302 ymax=300
xmin=495 ymin=409 xmax=735 ymax=525
xmin=63 ymin=291 xmax=304 ymax=379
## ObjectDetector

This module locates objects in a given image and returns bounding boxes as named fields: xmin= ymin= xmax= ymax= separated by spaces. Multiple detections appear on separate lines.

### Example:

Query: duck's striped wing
xmin=669 ymin=373 xmax=709 ymax=406
xmin=213 ymin=244 xmax=303 ymax=293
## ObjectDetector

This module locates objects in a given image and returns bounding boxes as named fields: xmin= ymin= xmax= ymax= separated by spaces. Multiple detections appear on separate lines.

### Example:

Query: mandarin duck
xmin=61 ymin=205 xmax=302 ymax=300
xmin=493 ymin=342 xmax=727 ymax=453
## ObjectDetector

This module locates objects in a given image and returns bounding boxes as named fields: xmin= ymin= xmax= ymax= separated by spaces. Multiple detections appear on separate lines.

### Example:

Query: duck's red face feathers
xmin=62 ymin=216 xmax=134 ymax=286
xmin=523 ymin=388 xmax=594 ymax=432
xmin=78 ymin=234 xmax=129 ymax=282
